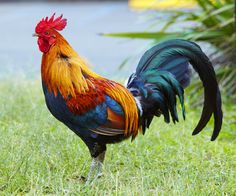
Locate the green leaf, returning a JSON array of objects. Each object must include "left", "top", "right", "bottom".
[
  {"left": 103, "top": 31, "right": 225, "bottom": 42},
  {"left": 196, "top": 4, "right": 234, "bottom": 24},
  {"left": 182, "top": 31, "right": 226, "bottom": 41},
  {"left": 102, "top": 32, "right": 181, "bottom": 40}
]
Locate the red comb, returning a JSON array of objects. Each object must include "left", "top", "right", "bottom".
[{"left": 35, "top": 13, "right": 67, "bottom": 34}]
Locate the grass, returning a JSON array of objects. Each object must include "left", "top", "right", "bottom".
[{"left": 0, "top": 79, "right": 235, "bottom": 195}]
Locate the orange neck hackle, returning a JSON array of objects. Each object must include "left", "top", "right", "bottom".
[{"left": 41, "top": 31, "right": 102, "bottom": 98}]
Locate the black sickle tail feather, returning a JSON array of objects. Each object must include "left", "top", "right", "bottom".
[{"left": 127, "top": 39, "right": 223, "bottom": 140}]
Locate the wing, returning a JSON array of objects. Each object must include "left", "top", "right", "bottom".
[
  {"left": 67, "top": 94, "right": 126, "bottom": 136},
  {"left": 89, "top": 96, "right": 126, "bottom": 136},
  {"left": 65, "top": 79, "right": 140, "bottom": 138}
]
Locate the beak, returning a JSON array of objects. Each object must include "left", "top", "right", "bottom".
[{"left": 32, "top": 33, "right": 39, "bottom": 37}]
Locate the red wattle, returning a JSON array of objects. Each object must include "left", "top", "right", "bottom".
[{"left": 38, "top": 37, "right": 50, "bottom": 53}]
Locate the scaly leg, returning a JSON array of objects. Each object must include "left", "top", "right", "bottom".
[{"left": 86, "top": 151, "right": 106, "bottom": 183}]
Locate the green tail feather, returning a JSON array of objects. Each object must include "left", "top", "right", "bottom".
[{"left": 128, "top": 39, "right": 222, "bottom": 140}]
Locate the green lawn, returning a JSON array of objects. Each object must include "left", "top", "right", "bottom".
[{"left": 0, "top": 80, "right": 235, "bottom": 195}]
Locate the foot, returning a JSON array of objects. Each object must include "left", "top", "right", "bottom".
[{"left": 86, "top": 151, "right": 106, "bottom": 183}]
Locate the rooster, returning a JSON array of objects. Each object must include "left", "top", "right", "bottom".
[{"left": 34, "top": 14, "right": 222, "bottom": 181}]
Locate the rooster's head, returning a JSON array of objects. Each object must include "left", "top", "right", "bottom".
[{"left": 34, "top": 13, "right": 67, "bottom": 53}]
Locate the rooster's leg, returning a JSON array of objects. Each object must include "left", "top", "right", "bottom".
[{"left": 87, "top": 150, "right": 106, "bottom": 182}]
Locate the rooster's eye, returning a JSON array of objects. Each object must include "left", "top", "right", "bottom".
[{"left": 44, "top": 31, "right": 49, "bottom": 35}]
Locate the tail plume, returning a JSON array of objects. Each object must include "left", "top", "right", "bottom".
[{"left": 127, "top": 39, "right": 222, "bottom": 140}]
